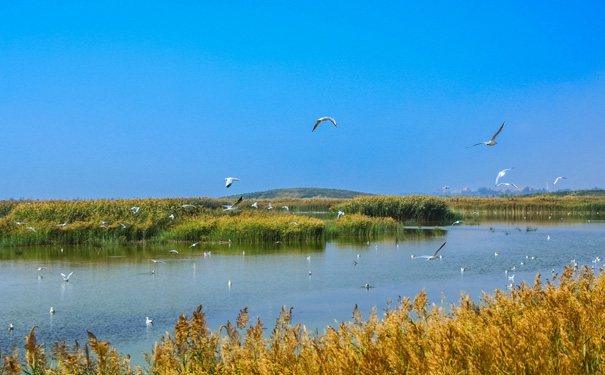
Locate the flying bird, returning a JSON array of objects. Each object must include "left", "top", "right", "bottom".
[
  {"left": 168, "top": 214, "right": 175, "bottom": 220},
  {"left": 468, "top": 122, "right": 505, "bottom": 147},
  {"left": 224, "top": 177, "right": 240, "bottom": 188},
  {"left": 268, "top": 202, "right": 273, "bottom": 209},
  {"left": 223, "top": 196, "right": 243, "bottom": 211},
  {"left": 337, "top": 211, "right": 345, "bottom": 221},
  {"left": 312, "top": 117, "right": 337, "bottom": 132},
  {"left": 57, "top": 221, "right": 68, "bottom": 227},
  {"left": 442, "top": 186, "right": 450, "bottom": 190},
  {"left": 181, "top": 204, "right": 196, "bottom": 208},
  {"left": 451, "top": 220, "right": 464, "bottom": 226},
  {"left": 26, "top": 226, "right": 36, "bottom": 232},
  {"left": 130, "top": 206, "right": 140, "bottom": 214},
  {"left": 282, "top": 206, "right": 289, "bottom": 211},
  {"left": 14, "top": 221, "right": 27, "bottom": 225},
  {"left": 495, "top": 167, "right": 515, "bottom": 186},
  {"left": 119, "top": 223, "right": 127, "bottom": 228},
  {"left": 414, "top": 241, "right": 447, "bottom": 260},
  {"left": 251, "top": 202, "right": 258, "bottom": 208},
  {"left": 60, "top": 272, "right": 73, "bottom": 282},
  {"left": 151, "top": 259, "right": 166, "bottom": 264},
  {"left": 554, "top": 176, "right": 567, "bottom": 184},
  {"left": 497, "top": 182, "right": 520, "bottom": 190},
  {"left": 169, "top": 250, "right": 179, "bottom": 254},
  {"left": 189, "top": 242, "right": 200, "bottom": 247}
]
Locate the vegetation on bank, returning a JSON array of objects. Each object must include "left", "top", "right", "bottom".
[{"left": 3, "top": 266, "right": 605, "bottom": 374}]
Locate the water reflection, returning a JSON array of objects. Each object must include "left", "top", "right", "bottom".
[{"left": 0, "top": 222, "right": 603, "bottom": 367}]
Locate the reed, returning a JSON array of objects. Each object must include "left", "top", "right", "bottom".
[
  {"left": 5, "top": 266, "right": 605, "bottom": 374},
  {"left": 324, "top": 213, "right": 401, "bottom": 238}
]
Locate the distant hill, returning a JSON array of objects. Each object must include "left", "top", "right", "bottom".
[
  {"left": 524, "top": 189, "right": 605, "bottom": 198},
  {"left": 222, "top": 187, "right": 373, "bottom": 200}
]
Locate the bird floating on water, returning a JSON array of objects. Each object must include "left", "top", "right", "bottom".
[
  {"left": 495, "top": 167, "right": 514, "bottom": 186},
  {"left": 312, "top": 117, "right": 337, "bottom": 132},
  {"left": 37, "top": 267, "right": 46, "bottom": 271},
  {"left": 414, "top": 241, "right": 447, "bottom": 260},
  {"left": 50, "top": 307, "right": 55, "bottom": 314},
  {"left": 61, "top": 272, "right": 73, "bottom": 282},
  {"left": 8, "top": 323, "right": 13, "bottom": 332},
  {"left": 146, "top": 317, "right": 153, "bottom": 325},
  {"left": 224, "top": 177, "right": 240, "bottom": 188},
  {"left": 468, "top": 122, "right": 505, "bottom": 147}
]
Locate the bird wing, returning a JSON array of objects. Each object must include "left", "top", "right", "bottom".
[
  {"left": 326, "top": 117, "right": 337, "bottom": 127},
  {"left": 432, "top": 241, "right": 447, "bottom": 257},
  {"left": 490, "top": 122, "right": 505, "bottom": 142},
  {"left": 60, "top": 273, "right": 66, "bottom": 279},
  {"left": 67, "top": 272, "right": 73, "bottom": 279},
  {"left": 467, "top": 142, "right": 484, "bottom": 148},
  {"left": 312, "top": 120, "right": 321, "bottom": 132},
  {"left": 233, "top": 196, "right": 243, "bottom": 207}
]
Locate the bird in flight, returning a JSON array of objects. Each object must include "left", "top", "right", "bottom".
[
  {"left": 282, "top": 206, "right": 289, "bottom": 211},
  {"left": 57, "top": 221, "right": 68, "bottom": 227},
  {"left": 414, "top": 241, "right": 447, "bottom": 260},
  {"left": 169, "top": 250, "right": 179, "bottom": 254},
  {"left": 181, "top": 204, "right": 196, "bottom": 208},
  {"left": 312, "top": 117, "right": 337, "bottom": 132},
  {"left": 442, "top": 186, "right": 450, "bottom": 190},
  {"left": 554, "top": 176, "right": 567, "bottom": 184},
  {"left": 223, "top": 196, "right": 243, "bottom": 211},
  {"left": 497, "top": 182, "right": 520, "bottom": 190},
  {"left": 337, "top": 211, "right": 345, "bottom": 221},
  {"left": 130, "top": 206, "right": 140, "bottom": 214},
  {"left": 495, "top": 167, "right": 514, "bottom": 186},
  {"left": 27, "top": 226, "right": 36, "bottom": 232},
  {"left": 151, "top": 259, "right": 165, "bottom": 264},
  {"left": 468, "top": 122, "right": 505, "bottom": 147},
  {"left": 251, "top": 202, "right": 258, "bottom": 208},
  {"left": 224, "top": 177, "right": 240, "bottom": 188},
  {"left": 451, "top": 220, "right": 464, "bottom": 226},
  {"left": 268, "top": 202, "right": 273, "bottom": 209},
  {"left": 168, "top": 214, "right": 175, "bottom": 220},
  {"left": 189, "top": 242, "right": 200, "bottom": 247},
  {"left": 61, "top": 272, "right": 73, "bottom": 282}
]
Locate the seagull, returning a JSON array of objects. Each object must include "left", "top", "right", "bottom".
[
  {"left": 282, "top": 206, "right": 289, "bottom": 211},
  {"left": 306, "top": 256, "right": 311, "bottom": 261},
  {"left": 169, "top": 250, "right": 179, "bottom": 254},
  {"left": 168, "top": 214, "right": 175, "bottom": 220},
  {"left": 37, "top": 267, "right": 46, "bottom": 271},
  {"left": 442, "top": 186, "right": 450, "bottom": 190},
  {"left": 228, "top": 280, "right": 232, "bottom": 287},
  {"left": 50, "top": 307, "right": 55, "bottom": 314},
  {"left": 547, "top": 235, "right": 551, "bottom": 241},
  {"left": 337, "top": 211, "right": 345, "bottom": 221},
  {"left": 14, "top": 221, "right": 27, "bottom": 225},
  {"left": 497, "top": 182, "right": 519, "bottom": 190},
  {"left": 151, "top": 259, "right": 166, "bottom": 264},
  {"left": 308, "top": 271, "right": 312, "bottom": 276},
  {"left": 460, "top": 267, "right": 468, "bottom": 273},
  {"left": 290, "top": 222, "right": 298, "bottom": 225},
  {"left": 468, "top": 122, "right": 505, "bottom": 147},
  {"left": 119, "top": 223, "right": 127, "bottom": 228},
  {"left": 57, "top": 221, "right": 68, "bottom": 227},
  {"left": 146, "top": 317, "right": 153, "bottom": 325},
  {"left": 130, "top": 206, "right": 140, "bottom": 214},
  {"left": 274, "top": 241, "right": 282, "bottom": 244},
  {"left": 60, "top": 272, "right": 73, "bottom": 282},
  {"left": 251, "top": 202, "right": 258, "bottom": 208},
  {"left": 268, "top": 202, "right": 273, "bottom": 209},
  {"left": 495, "top": 167, "right": 514, "bottom": 186},
  {"left": 181, "top": 204, "right": 196, "bottom": 208},
  {"left": 189, "top": 242, "right": 200, "bottom": 248},
  {"left": 312, "top": 117, "right": 337, "bottom": 132},
  {"left": 26, "top": 226, "right": 36, "bottom": 232},
  {"left": 494, "top": 252, "right": 499, "bottom": 257},
  {"left": 8, "top": 323, "right": 13, "bottom": 332},
  {"left": 364, "top": 283, "right": 370, "bottom": 289},
  {"left": 414, "top": 241, "right": 447, "bottom": 260},
  {"left": 451, "top": 220, "right": 464, "bottom": 226},
  {"left": 224, "top": 177, "right": 240, "bottom": 188},
  {"left": 100, "top": 224, "right": 107, "bottom": 229},
  {"left": 554, "top": 176, "right": 567, "bottom": 185},
  {"left": 223, "top": 196, "right": 243, "bottom": 211}
]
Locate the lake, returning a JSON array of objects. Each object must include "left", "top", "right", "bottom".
[{"left": 1, "top": 220, "right": 604, "bottom": 367}]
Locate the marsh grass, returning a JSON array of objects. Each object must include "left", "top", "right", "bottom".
[{"left": 4, "top": 266, "right": 605, "bottom": 374}]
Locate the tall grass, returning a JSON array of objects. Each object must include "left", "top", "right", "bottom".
[
  {"left": 4, "top": 266, "right": 605, "bottom": 374},
  {"left": 334, "top": 195, "right": 459, "bottom": 225}
]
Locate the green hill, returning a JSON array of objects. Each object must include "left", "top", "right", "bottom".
[{"left": 221, "top": 187, "right": 373, "bottom": 200}]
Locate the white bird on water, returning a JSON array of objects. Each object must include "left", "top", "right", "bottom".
[
  {"left": 50, "top": 307, "right": 55, "bottom": 314},
  {"left": 468, "top": 122, "right": 505, "bottom": 147},
  {"left": 495, "top": 167, "right": 514, "bottom": 186},
  {"left": 554, "top": 176, "right": 567, "bottom": 185},
  {"left": 8, "top": 323, "right": 13, "bottom": 332},
  {"left": 146, "top": 317, "right": 153, "bottom": 325},
  {"left": 312, "top": 117, "right": 337, "bottom": 132},
  {"left": 224, "top": 177, "right": 240, "bottom": 188},
  {"left": 61, "top": 272, "right": 73, "bottom": 282},
  {"left": 414, "top": 241, "right": 447, "bottom": 261},
  {"left": 337, "top": 211, "right": 345, "bottom": 221}
]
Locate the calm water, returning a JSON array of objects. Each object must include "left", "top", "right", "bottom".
[{"left": 1, "top": 221, "right": 604, "bottom": 367}]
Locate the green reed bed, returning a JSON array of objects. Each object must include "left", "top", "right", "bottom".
[
  {"left": 446, "top": 196, "right": 605, "bottom": 216},
  {"left": 324, "top": 213, "right": 402, "bottom": 238},
  {"left": 4, "top": 266, "right": 605, "bottom": 375}
]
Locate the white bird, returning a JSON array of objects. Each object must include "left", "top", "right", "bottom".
[
  {"left": 100, "top": 220, "right": 107, "bottom": 224},
  {"left": 508, "top": 274, "right": 515, "bottom": 282},
  {"left": 8, "top": 323, "right": 13, "bottom": 332},
  {"left": 306, "top": 256, "right": 311, "bottom": 261},
  {"left": 290, "top": 222, "right": 298, "bottom": 225},
  {"left": 181, "top": 204, "right": 196, "bottom": 208},
  {"left": 308, "top": 271, "right": 312, "bottom": 276},
  {"left": 57, "top": 221, "right": 68, "bottom": 227},
  {"left": 14, "top": 221, "right": 27, "bottom": 225},
  {"left": 189, "top": 242, "right": 200, "bottom": 247},
  {"left": 222, "top": 196, "right": 243, "bottom": 211},
  {"left": 146, "top": 317, "right": 153, "bottom": 325},
  {"left": 460, "top": 267, "right": 467, "bottom": 273},
  {"left": 37, "top": 267, "right": 46, "bottom": 271},
  {"left": 468, "top": 122, "right": 505, "bottom": 147},
  {"left": 268, "top": 202, "right": 273, "bottom": 209},
  {"left": 168, "top": 214, "right": 175, "bottom": 220},
  {"left": 337, "top": 211, "right": 345, "bottom": 221},
  {"left": 151, "top": 259, "right": 165, "bottom": 264},
  {"left": 312, "top": 117, "right": 337, "bottom": 132},
  {"left": 414, "top": 241, "right": 447, "bottom": 261},
  {"left": 451, "top": 220, "right": 464, "bottom": 226},
  {"left": 169, "top": 250, "right": 179, "bottom": 254},
  {"left": 130, "top": 206, "right": 140, "bottom": 214},
  {"left": 497, "top": 182, "right": 519, "bottom": 190},
  {"left": 494, "top": 252, "right": 499, "bottom": 257},
  {"left": 251, "top": 202, "right": 258, "bottom": 208},
  {"left": 547, "top": 235, "right": 551, "bottom": 241},
  {"left": 50, "top": 307, "right": 55, "bottom": 314},
  {"left": 364, "top": 283, "right": 370, "bottom": 289},
  {"left": 495, "top": 167, "right": 514, "bottom": 186},
  {"left": 442, "top": 186, "right": 450, "bottom": 190},
  {"left": 60, "top": 272, "right": 73, "bottom": 282},
  {"left": 100, "top": 225, "right": 107, "bottom": 229},
  {"left": 120, "top": 223, "right": 127, "bottom": 228},
  {"left": 26, "top": 226, "right": 36, "bottom": 232},
  {"left": 554, "top": 176, "right": 567, "bottom": 185},
  {"left": 224, "top": 177, "right": 240, "bottom": 188},
  {"left": 282, "top": 206, "right": 289, "bottom": 211},
  {"left": 228, "top": 280, "right": 232, "bottom": 287}
]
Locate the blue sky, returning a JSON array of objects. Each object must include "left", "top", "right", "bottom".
[{"left": 2, "top": 1, "right": 604, "bottom": 199}]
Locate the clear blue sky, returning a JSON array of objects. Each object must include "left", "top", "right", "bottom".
[{"left": 2, "top": 1, "right": 604, "bottom": 200}]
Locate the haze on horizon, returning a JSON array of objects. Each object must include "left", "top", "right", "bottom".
[{"left": 1, "top": 2, "right": 604, "bottom": 200}]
